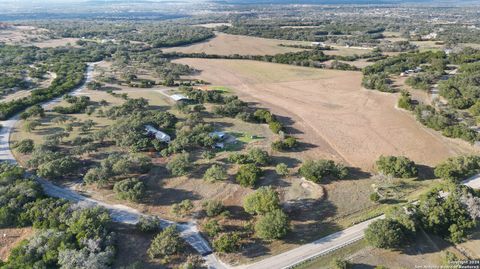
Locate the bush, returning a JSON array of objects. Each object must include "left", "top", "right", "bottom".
[
  {"left": 434, "top": 155, "right": 480, "bottom": 182},
  {"left": 13, "top": 139, "right": 34, "bottom": 154},
  {"left": 397, "top": 90, "right": 414, "bottom": 111},
  {"left": 171, "top": 199, "right": 194, "bottom": 217},
  {"left": 203, "top": 219, "right": 222, "bottom": 237},
  {"left": 236, "top": 164, "right": 262, "bottom": 187},
  {"left": 247, "top": 148, "right": 270, "bottom": 165},
  {"left": 147, "top": 226, "right": 183, "bottom": 259},
  {"left": 166, "top": 153, "right": 191, "bottom": 176},
  {"left": 376, "top": 155, "right": 418, "bottom": 178},
  {"left": 113, "top": 178, "right": 146, "bottom": 202},
  {"left": 227, "top": 152, "right": 249, "bottom": 164},
  {"left": 203, "top": 164, "right": 227, "bottom": 182},
  {"left": 268, "top": 120, "right": 283, "bottom": 134},
  {"left": 255, "top": 209, "right": 289, "bottom": 240},
  {"left": 299, "top": 159, "right": 348, "bottom": 183},
  {"left": 37, "top": 156, "right": 79, "bottom": 179},
  {"left": 271, "top": 136, "right": 298, "bottom": 151},
  {"left": 137, "top": 216, "right": 161, "bottom": 233},
  {"left": 365, "top": 219, "right": 406, "bottom": 249},
  {"left": 243, "top": 186, "right": 280, "bottom": 215},
  {"left": 275, "top": 163, "right": 289, "bottom": 176},
  {"left": 370, "top": 192, "right": 381, "bottom": 203},
  {"left": 202, "top": 200, "right": 224, "bottom": 217},
  {"left": 213, "top": 232, "right": 240, "bottom": 253},
  {"left": 332, "top": 258, "right": 352, "bottom": 269}
]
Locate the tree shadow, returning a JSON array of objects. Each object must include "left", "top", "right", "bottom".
[{"left": 416, "top": 164, "right": 436, "bottom": 180}]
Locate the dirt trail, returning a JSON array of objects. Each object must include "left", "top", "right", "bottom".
[{"left": 175, "top": 58, "right": 477, "bottom": 170}]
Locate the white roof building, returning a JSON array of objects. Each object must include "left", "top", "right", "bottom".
[
  {"left": 145, "top": 125, "right": 171, "bottom": 143},
  {"left": 170, "top": 94, "right": 190, "bottom": 102}
]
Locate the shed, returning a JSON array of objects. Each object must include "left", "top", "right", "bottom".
[
  {"left": 145, "top": 125, "right": 171, "bottom": 143},
  {"left": 170, "top": 94, "right": 190, "bottom": 102}
]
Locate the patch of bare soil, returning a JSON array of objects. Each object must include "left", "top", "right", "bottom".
[
  {"left": 174, "top": 58, "right": 477, "bottom": 171},
  {"left": 0, "top": 227, "right": 34, "bottom": 261}
]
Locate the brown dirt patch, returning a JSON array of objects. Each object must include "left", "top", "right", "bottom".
[
  {"left": 174, "top": 58, "right": 477, "bottom": 171},
  {"left": 163, "top": 32, "right": 309, "bottom": 56},
  {"left": 0, "top": 227, "right": 34, "bottom": 261}
]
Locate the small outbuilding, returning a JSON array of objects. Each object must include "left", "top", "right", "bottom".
[
  {"left": 170, "top": 94, "right": 190, "bottom": 102},
  {"left": 145, "top": 125, "right": 171, "bottom": 143}
]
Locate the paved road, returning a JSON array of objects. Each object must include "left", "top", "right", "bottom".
[{"left": 0, "top": 63, "right": 222, "bottom": 268}]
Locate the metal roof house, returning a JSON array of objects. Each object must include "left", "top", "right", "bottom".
[
  {"left": 145, "top": 125, "right": 171, "bottom": 143},
  {"left": 170, "top": 94, "right": 190, "bottom": 102}
]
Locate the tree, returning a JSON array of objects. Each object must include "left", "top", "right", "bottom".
[
  {"left": 236, "top": 164, "right": 262, "bottom": 187},
  {"left": 147, "top": 226, "right": 183, "bottom": 259},
  {"left": 434, "top": 155, "right": 480, "bottom": 182},
  {"left": 13, "top": 139, "right": 34, "bottom": 154},
  {"left": 376, "top": 155, "right": 418, "bottom": 178},
  {"left": 137, "top": 216, "right": 161, "bottom": 233},
  {"left": 255, "top": 209, "right": 289, "bottom": 240},
  {"left": 275, "top": 163, "right": 289, "bottom": 176},
  {"left": 171, "top": 199, "right": 194, "bottom": 217},
  {"left": 213, "top": 232, "right": 240, "bottom": 253},
  {"left": 247, "top": 148, "right": 270, "bottom": 166},
  {"left": 364, "top": 219, "right": 406, "bottom": 249},
  {"left": 243, "top": 186, "right": 280, "bottom": 215},
  {"left": 203, "top": 219, "right": 222, "bottom": 237},
  {"left": 202, "top": 200, "right": 224, "bottom": 217},
  {"left": 299, "top": 159, "right": 348, "bottom": 183},
  {"left": 370, "top": 192, "right": 381, "bottom": 203},
  {"left": 113, "top": 178, "right": 146, "bottom": 202},
  {"left": 166, "top": 153, "right": 191, "bottom": 176},
  {"left": 332, "top": 259, "right": 352, "bottom": 269},
  {"left": 203, "top": 164, "right": 227, "bottom": 182}
]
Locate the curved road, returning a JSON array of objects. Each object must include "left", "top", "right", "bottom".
[
  {"left": 1, "top": 63, "right": 479, "bottom": 269},
  {"left": 0, "top": 63, "right": 225, "bottom": 269}
]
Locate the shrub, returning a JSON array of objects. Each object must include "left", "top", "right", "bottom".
[
  {"left": 275, "top": 163, "right": 289, "bottom": 176},
  {"left": 247, "top": 148, "right": 270, "bottom": 165},
  {"left": 203, "top": 164, "right": 227, "bottom": 182},
  {"left": 376, "top": 155, "right": 418, "bottom": 178},
  {"left": 434, "top": 155, "right": 480, "bottom": 182},
  {"left": 203, "top": 219, "right": 222, "bottom": 237},
  {"left": 370, "top": 192, "right": 381, "bottom": 203},
  {"left": 166, "top": 153, "right": 191, "bottom": 176},
  {"left": 299, "top": 159, "right": 348, "bottom": 183},
  {"left": 271, "top": 136, "right": 298, "bottom": 151},
  {"left": 202, "top": 200, "right": 224, "bottom": 217},
  {"left": 147, "top": 226, "right": 183, "bottom": 259},
  {"left": 137, "top": 216, "right": 161, "bottom": 233},
  {"left": 13, "top": 139, "right": 34, "bottom": 154},
  {"left": 268, "top": 120, "right": 283, "bottom": 134},
  {"left": 332, "top": 258, "right": 352, "bottom": 269},
  {"left": 365, "top": 219, "right": 406, "bottom": 249},
  {"left": 255, "top": 209, "right": 289, "bottom": 240},
  {"left": 171, "top": 199, "right": 194, "bottom": 217},
  {"left": 37, "top": 156, "right": 79, "bottom": 179},
  {"left": 227, "top": 152, "right": 249, "bottom": 164},
  {"left": 397, "top": 90, "right": 414, "bottom": 111},
  {"left": 213, "top": 232, "right": 240, "bottom": 253},
  {"left": 236, "top": 164, "right": 262, "bottom": 187},
  {"left": 243, "top": 186, "right": 280, "bottom": 215},
  {"left": 113, "top": 178, "right": 146, "bottom": 202}
]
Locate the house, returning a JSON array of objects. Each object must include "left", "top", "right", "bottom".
[
  {"left": 145, "top": 125, "right": 171, "bottom": 143},
  {"left": 209, "top": 131, "right": 227, "bottom": 140},
  {"left": 170, "top": 94, "right": 190, "bottom": 102}
]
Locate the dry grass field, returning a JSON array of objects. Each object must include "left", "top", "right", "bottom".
[
  {"left": 0, "top": 25, "right": 78, "bottom": 48},
  {"left": 174, "top": 58, "right": 477, "bottom": 171},
  {"left": 163, "top": 32, "right": 309, "bottom": 56},
  {"left": 323, "top": 45, "right": 373, "bottom": 57}
]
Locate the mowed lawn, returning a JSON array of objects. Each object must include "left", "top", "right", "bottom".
[{"left": 163, "top": 32, "right": 310, "bottom": 56}]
